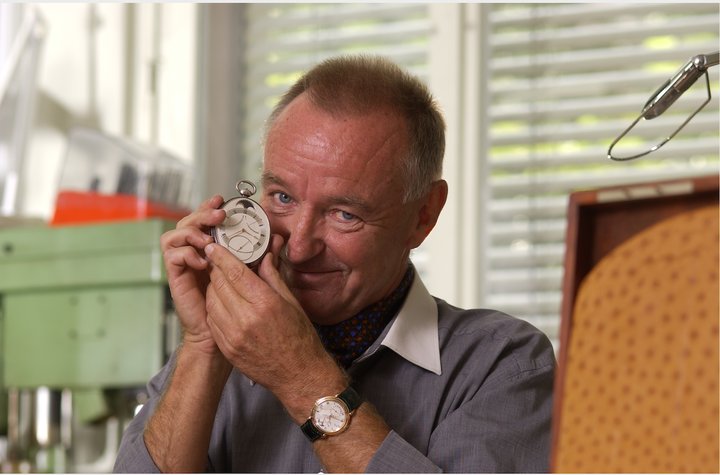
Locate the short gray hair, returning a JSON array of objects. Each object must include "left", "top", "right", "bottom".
[{"left": 264, "top": 55, "right": 445, "bottom": 202}]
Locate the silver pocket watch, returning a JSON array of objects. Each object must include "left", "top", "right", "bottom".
[{"left": 211, "top": 180, "right": 271, "bottom": 267}]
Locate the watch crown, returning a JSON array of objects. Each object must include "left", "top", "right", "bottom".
[{"left": 236, "top": 180, "right": 257, "bottom": 198}]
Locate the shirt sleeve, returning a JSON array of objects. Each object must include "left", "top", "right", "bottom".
[
  {"left": 113, "top": 357, "right": 174, "bottom": 473},
  {"left": 366, "top": 330, "right": 556, "bottom": 473}
]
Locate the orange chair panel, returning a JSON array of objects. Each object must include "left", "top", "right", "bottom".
[{"left": 554, "top": 205, "right": 719, "bottom": 473}]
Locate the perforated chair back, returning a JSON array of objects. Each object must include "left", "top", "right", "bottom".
[{"left": 553, "top": 205, "right": 719, "bottom": 472}]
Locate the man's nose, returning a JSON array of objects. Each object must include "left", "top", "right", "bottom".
[{"left": 284, "top": 212, "right": 325, "bottom": 263}]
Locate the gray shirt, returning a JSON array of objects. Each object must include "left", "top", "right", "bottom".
[{"left": 114, "top": 275, "right": 555, "bottom": 473}]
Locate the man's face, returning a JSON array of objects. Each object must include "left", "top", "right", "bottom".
[{"left": 260, "top": 93, "right": 427, "bottom": 325}]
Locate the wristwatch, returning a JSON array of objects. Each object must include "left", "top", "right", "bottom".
[{"left": 300, "top": 386, "right": 363, "bottom": 442}]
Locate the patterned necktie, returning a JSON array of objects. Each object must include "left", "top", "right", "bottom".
[{"left": 314, "top": 264, "right": 415, "bottom": 368}]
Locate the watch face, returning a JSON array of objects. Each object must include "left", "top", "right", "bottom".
[
  {"left": 312, "top": 397, "right": 350, "bottom": 435},
  {"left": 212, "top": 197, "right": 270, "bottom": 266}
]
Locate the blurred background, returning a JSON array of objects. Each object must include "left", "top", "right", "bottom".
[{"left": 0, "top": 3, "right": 717, "bottom": 472}]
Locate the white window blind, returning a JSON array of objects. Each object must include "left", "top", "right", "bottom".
[
  {"left": 483, "top": 3, "right": 720, "bottom": 347},
  {"left": 240, "top": 3, "right": 432, "bottom": 181}
]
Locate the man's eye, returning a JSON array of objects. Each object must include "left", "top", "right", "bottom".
[
  {"left": 275, "top": 192, "right": 292, "bottom": 204},
  {"left": 337, "top": 210, "right": 357, "bottom": 222}
]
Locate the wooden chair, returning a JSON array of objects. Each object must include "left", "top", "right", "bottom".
[{"left": 551, "top": 175, "right": 719, "bottom": 472}]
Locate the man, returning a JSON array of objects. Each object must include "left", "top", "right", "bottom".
[{"left": 114, "top": 55, "right": 555, "bottom": 473}]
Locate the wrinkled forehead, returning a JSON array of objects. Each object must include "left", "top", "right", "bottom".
[{"left": 264, "top": 94, "right": 410, "bottom": 184}]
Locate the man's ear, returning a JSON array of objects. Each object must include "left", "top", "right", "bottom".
[{"left": 408, "top": 180, "right": 448, "bottom": 249}]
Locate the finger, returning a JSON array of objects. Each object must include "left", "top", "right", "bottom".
[
  {"left": 256, "top": 235, "right": 301, "bottom": 310},
  {"left": 161, "top": 226, "right": 215, "bottom": 252},
  {"left": 176, "top": 194, "right": 224, "bottom": 228},
  {"left": 205, "top": 281, "right": 237, "bottom": 330},
  {"left": 205, "top": 284, "right": 241, "bottom": 357},
  {"left": 258, "top": 252, "right": 297, "bottom": 304},
  {"left": 268, "top": 234, "right": 285, "bottom": 266},
  {"left": 176, "top": 194, "right": 226, "bottom": 230},
  {"left": 205, "top": 243, "right": 265, "bottom": 302},
  {"left": 205, "top": 314, "right": 231, "bottom": 360},
  {"left": 177, "top": 207, "right": 227, "bottom": 231},
  {"left": 206, "top": 278, "right": 259, "bottom": 357},
  {"left": 163, "top": 246, "right": 209, "bottom": 273},
  {"left": 199, "top": 194, "right": 225, "bottom": 211}
]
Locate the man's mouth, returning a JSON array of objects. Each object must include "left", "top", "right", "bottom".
[{"left": 282, "top": 265, "right": 342, "bottom": 289}]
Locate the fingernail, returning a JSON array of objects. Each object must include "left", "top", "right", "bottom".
[{"left": 205, "top": 243, "right": 216, "bottom": 255}]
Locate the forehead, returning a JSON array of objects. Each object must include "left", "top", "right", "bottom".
[{"left": 263, "top": 94, "right": 409, "bottom": 196}]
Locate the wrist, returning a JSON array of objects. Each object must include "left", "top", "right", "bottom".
[
  {"left": 278, "top": 359, "right": 349, "bottom": 424},
  {"left": 300, "top": 386, "right": 363, "bottom": 442},
  {"left": 177, "top": 340, "right": 232, "bottom": 379}
]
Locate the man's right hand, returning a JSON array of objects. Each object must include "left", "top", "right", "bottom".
[{"left": 160, "top": 195, "right": 227, "bottom": 354}]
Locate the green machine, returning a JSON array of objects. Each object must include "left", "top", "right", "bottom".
[
  {"left": 1, "top": 295, "right": 6, "bottom": 441},
  {"left": 0, "top": 219, "right": 178, "bottom": 472}
]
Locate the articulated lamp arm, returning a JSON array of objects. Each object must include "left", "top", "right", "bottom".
[{"left": 608, "top": 51, "right": 719, "bottom": 161}]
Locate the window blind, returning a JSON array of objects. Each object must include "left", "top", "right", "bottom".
[
  {"left": 240, "top": 4, "right": 432, "bottom": 181},
  {"left": 483, "top": 3, "right": 720, "bottom": 347}
]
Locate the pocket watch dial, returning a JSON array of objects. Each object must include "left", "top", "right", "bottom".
[{"left": 212, "top": 196, "right": 270, "bottom": 266}]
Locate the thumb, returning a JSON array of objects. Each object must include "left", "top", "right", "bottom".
[
  {"left": 258, "top": 252, "right": 298, "bottom": 305},
  {"left": 268, "top": 233, "right": 285, "bottom": 266}
]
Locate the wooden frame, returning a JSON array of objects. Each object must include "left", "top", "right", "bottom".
[{"left": 550, "top": 173, "right": 720, "bottom": 470}]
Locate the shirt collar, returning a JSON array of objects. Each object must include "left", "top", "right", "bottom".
[{"left": 379, "top": 273, "right": 442, "bottom": 375}]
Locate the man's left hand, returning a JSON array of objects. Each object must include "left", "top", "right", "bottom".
[{"left": 203, "top": 238, "right": 347, "bottom": 422}]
